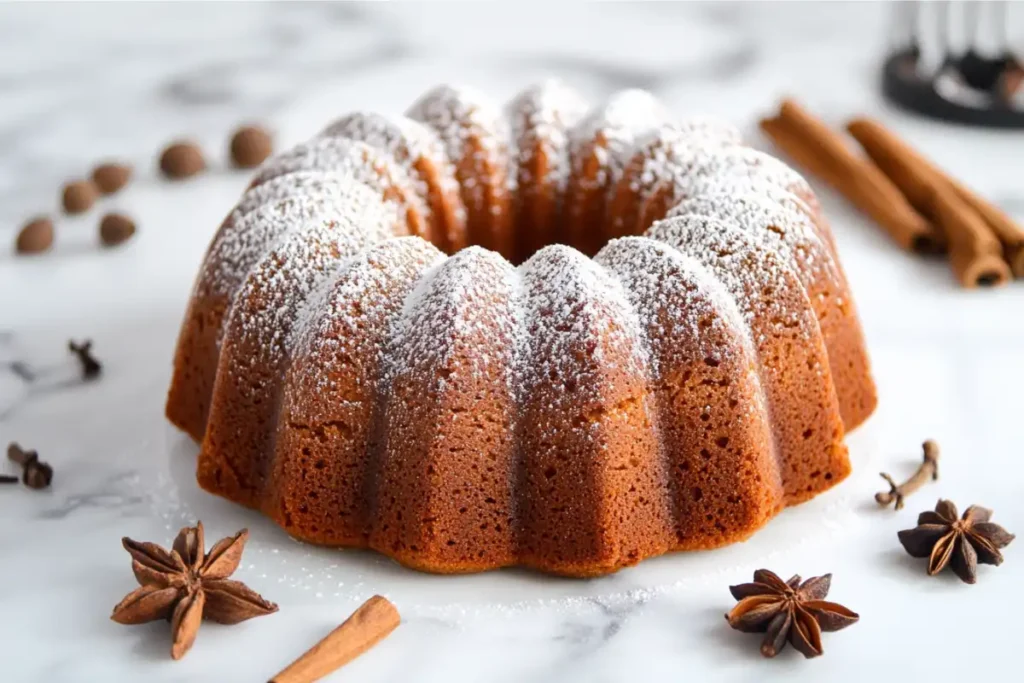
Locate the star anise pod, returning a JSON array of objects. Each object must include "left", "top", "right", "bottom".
[
  {"left": 725, "top": 569, "right": 859, "bottom": 658},
  {"left": 898, "top": 499, "right": 1015, "bottom": 584},
  {"left": 110, "top": 522, "right": 278, "bottom": 659}
]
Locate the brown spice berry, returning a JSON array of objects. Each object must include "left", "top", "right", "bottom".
[
  {"left": 99, "top": 213, "right": 136, "bottom": 247},
  {"left": 16, "top": 217, "right": 55, "bottom": 254},
  {"left": 159, "top": 141, "right": 206, "bottom": 180},
  {"left": 91, "top": 162, "right": 133, "bottom": 195},
  {"left": 229, "top": 125, "right": 273, "bottom": 169},
  {"left": 62, "top": 180, "right": 99, "bottom": 214}
]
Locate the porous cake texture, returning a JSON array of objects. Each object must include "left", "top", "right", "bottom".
[{"left": 167, "top": 81, "right": 877, "bottom": 577}]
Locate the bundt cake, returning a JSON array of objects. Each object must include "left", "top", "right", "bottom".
[{"left": 166, "top": 80, "right": 877, "bottom": 577}]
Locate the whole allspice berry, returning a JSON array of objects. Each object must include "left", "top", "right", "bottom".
[
  {"left": 99, "top": 213, "right": 136, "bottom": 247},
  {"left": 16, "top": 217, "right": 55, "bottom": 254},
  {"left": 91, "top": 162, "right": 133, "bottom": 195},
  {"left": 62, "top": 180, "right": 99, "bottom": 214},
  {"left": 159, "top": 141, "right": 206, "bottom": 180},
  {"left": 229, "top": 124, "right": 273, "bottom": 169}
]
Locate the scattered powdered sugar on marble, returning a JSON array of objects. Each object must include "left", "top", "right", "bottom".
[
  {"left": 569, "top": 89, "right": 669, "bottom": 190},
  {"left": 506, "top": 79, "right": 589, "bottom": 191}
]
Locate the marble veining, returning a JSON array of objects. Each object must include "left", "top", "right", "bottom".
[{"left": 2, "top": 2, "right": 1024, "bottom": 682}]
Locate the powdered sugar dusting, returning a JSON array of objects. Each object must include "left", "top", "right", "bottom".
[
  {"left": 506, "top": 80, "right": 589, "bottom": 191},
  {"left": 569, "top": 89, "right": 669, "bottom": 190},
  {"left": 645, "top": 214, "right": 807, "bottom": 339},
  {"left": 668, "top": 186, "right": 841, "bottom": 292},
  {"left": 249, "top": 136, "right": 419, "bottom": 211},
  {"left": 226, "top": 170, "right": 341, "bottom": 225},
  {"left": 517, "top": 245, "right": 648, "bottom": 413},
  {"left": 321, "top": 112, "right": 457, "bottom": 223},
  {"left": 383, "top": 246, "right": 520, "bottom": 396},
  {"left": 227, "top": 182, "right": 397, "bottom": 362},
  {"left": 595, "top": 236, "right": 755, "bottom": 377},
  {"left": 628, "top": 120, "right": 743, "bottom": 196},
  {"left": 290, "top": 237, "right": 446, "bottom": 401},
  {"left": 201, "top": 173, "right": 391, "bottom": 303},
  {"left": 659, "top": 144, "right": 818, "bottom": 215},
  {"left": 407, "top": 84, "right": 513, "bottom": 198}
]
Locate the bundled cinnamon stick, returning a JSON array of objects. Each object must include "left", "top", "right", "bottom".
[
  {"left": 760, "top": 100, "right": 943, "bottom": 253},
  {"left": 848, "top": 117, "right": 1024, "bottom": 278}
]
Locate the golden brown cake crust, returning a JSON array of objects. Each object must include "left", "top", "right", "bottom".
[{"left": 167, "top": 82, "right": 877, "bottom": 577}]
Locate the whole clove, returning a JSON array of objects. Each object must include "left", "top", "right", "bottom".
[
  {"left": 0, "top": 475, "right": 19, "bottom": 485},
  {"left": 68, "top": 339, "right": 102, "bottom": 380},
  {"left": 7, "top": 443, "right": 54, "bottom": 490},
  {"left": 875, "top": 439, "right": 940, "bottom": 510}
]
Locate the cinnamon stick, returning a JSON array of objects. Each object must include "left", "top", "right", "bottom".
[
  {"left": 929, "top": 187, "right": 1011, "bottom": 287},
  {"left": 269, "top": 596, "right": 400, "bottom": 683},
  {"left": 760, "top": 101, "right": 942, "bottom": 253},
  {"left": 848, "top": 117, "right": 1024, "bottom": 277}
]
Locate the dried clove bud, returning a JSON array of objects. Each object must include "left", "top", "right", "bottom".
[
  {"left": 0, "top": 475, "right": 19, "bottom": 485},
  {"left": 876, "top": 440, "right": 940, "bottom": 510},
  {"left": 68, "top": 339, "right": 102, "bottom": 379},
  {"left": 7, "top": 443, "right": 53, "bottom": 490}
]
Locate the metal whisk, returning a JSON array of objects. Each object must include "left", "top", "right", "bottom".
[{"left": 883, "top": 1, "right": 1024, "bottom": 128}]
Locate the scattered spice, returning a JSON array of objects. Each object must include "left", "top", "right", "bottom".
[
  {"left": 15, "top": 216, "right": 54, "bottom": 254},
  {"left": 111, "top": 522, "right": 277, "bottom": 660},
  {"left": 91, "top": 162, "right": 133, "bottom": 195},
  {"left": 99, "top": 213, "right": 137, "bottom": 246},
  {"left": 62, "top": 179, "right": 99, "bottom": 214},
  {"left": 159, "top": 141, "right": 206, "bottom": 180},
  {"left": 0, "top": 475, "right": 19, "bottom": 485},
  {"left": 7, "top": 443, "right": 54, "bottom": 490},
  {"left": 68, "top": 339, "right": 102, "bottom": 379},
  {"left": 269, "top": 595, "right": 400, "bottom": 683},
  {"left": 898, "top": 499, "right": 1015, "bottom": 584},
  {"left": 230, "top": 124, "right": 273, "bottom": 169},
  {"left": 726, "top": 569, "right": 858, "bottom": 659},
  {"left": 876, "top": 439, "right": 940, "bottom": 510}
]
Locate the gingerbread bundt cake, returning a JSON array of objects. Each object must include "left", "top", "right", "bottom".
[{"left": 166, "top": 81, "right": 877, "bottom": 577}]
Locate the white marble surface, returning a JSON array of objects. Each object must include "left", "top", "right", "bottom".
[{"left": 2, "top": 2, "right": 1023, "bottom": 681}]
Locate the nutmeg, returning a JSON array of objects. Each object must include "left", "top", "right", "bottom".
[
  {"left": 99, "top": 213, "right": 136, "bottom": 246},
  {"left": 91, "top": 162, "right": 133, "bottom": 195},
  {"left": 16, "top": 217, "right": 55, "bottom": 254},
  {"left": 62, "top": 180, "right": 99, "bottom": 214},
  {"left": 229, "top": 125, "right": 273, "bottom": 169},
  {"left": 159, "top": 141, "right": 206, "bottom": 180}
]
